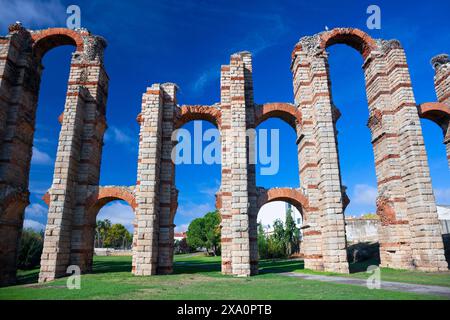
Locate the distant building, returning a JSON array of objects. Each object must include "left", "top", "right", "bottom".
[
  {"left": 437, "top": 205, "right": 450, "bottom": 220},
  {"left": 345, "top": 205, "right": 450, "bottom": 243},
  {"left": 174, "top": 232, "right": 187, "bottom": 241},
  {"left": 258, "top": 201, "right": 302, "bottom": 235},
  {"left": 437, "top": 205, "right": 450, "bottom": 234}
]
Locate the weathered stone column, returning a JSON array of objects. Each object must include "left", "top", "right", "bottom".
[
  {"left": 157, "top": 83, "right": 178, "bottom": 274},
  {"left": 360, "top": 41, "right": 413, "bottom": 269},
  {"left": 291, "top": 45, "right": 325, "bottom": 271},
  {"left": 432, "top": 54, "right": 450, "bottom": 105},
  {"left": 39, "top": 32, "right": 108, "bottom": 282},
  {"left": 133, "top": 84, "right": 163, "bottom": 276},
  {"left": 220, "top": 52, "right": 252, "bottom": 276},
  {"left": 241, "top": 53, "right": 259, "bottom": 275},
  {"left": 0, "top": 24, "right": 35, "bottom": 286},
  {"left": 432, "top": 54, "right": 450, "bottom": 168},
  {"left": 38, "top": 86, "right": 87, "bottom": 282},
  {"left": 292, "top": 40, "right": 349, "bottom": 273},
  {"left": 384, "top": 44, "right": 447, "bottom": 271},
  {"left": 69, "top": 37, "right": 108, "bottom": 273},
  {"left": 219, "top": 63, "right": 233, "bottom": 274}
]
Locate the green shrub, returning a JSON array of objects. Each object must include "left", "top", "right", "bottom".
[{"left": 17, "top": 228, "right": 44, "bottom": 269}]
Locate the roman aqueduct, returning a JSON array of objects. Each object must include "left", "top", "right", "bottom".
[{"left": 0, "top": 23, "right": 449, "bottom": 286}]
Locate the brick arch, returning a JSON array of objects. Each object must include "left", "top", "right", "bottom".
[
  {"left": 257, "top": 188, "right": 309, "bottom": 217},
  {"left": 31, "top": 28, "right": 84, "bottom": 59},
  {"left": 85, "top": 186, "right": 137, "bottom": 215},
  {"left": 174, "top": 105, "right": 221, "bottom": 129},
  {"left": 319, "top": 28, "right": 377, "bottom": 59},
  {"left": 254, "top": 103, "right": 302, "bottom": 129},
  {"left": 43, "top": 186, "right": 137, "bottom": 214},
  {"left": 418, "top": 102, "right": 450, "bottom": 125}
]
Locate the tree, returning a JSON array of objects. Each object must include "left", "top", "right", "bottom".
[
  {"left": 95, "top": 219, "right": 112, "bottom": 248},
  {"left": 361, "top": 213, "right": 379, "bottom": 219},
  {"left": 203, "top": 211, "right": 221, "bottom": 255},
  {"left": 284, "top": 208, "right": 301, "bottom": 255},
  {"left": 257, "top": 210, "right": 301, "bottom": 259},
  {"left": 17, "top": 228, "right": 44, "bottom": 269},
  {"left": 186, "top": 217, "right": 206, "bottom": 250},
  {"left": 103, "top": 223, "right": 132, "bottom": 249},
  {"left": 186, "top": 210, "right": 221, "bottom": 255},
  {"left": 257, "top": 222, "right": 268, "bottom": 258}
]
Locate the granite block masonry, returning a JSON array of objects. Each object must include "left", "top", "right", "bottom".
[{"left": 0, "top": 25, "right": 448, "bottom": 286}]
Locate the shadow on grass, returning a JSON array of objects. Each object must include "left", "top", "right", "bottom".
[
  {"left": 258, "top": 259, "right": 304, "bottom": 274},
  {"left": 173, "top": 259, "right": 221, "bottom": 274},
  {"left": 92, "top": 259, "right": 132, "bottom": 274},
  {"left": 172, "top": 257, "right": 305, "bottom": 275},
  {"left": 16, "top": 268, "right": 40, "bottom": 285}
]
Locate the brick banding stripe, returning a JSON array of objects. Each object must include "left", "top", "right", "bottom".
[{"left": 378, "top": 175, "right": 402, "bottom": 185}]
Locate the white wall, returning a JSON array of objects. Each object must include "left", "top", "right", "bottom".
[{"left": 437, "top": 205, "right": 450, "bottom": 220}]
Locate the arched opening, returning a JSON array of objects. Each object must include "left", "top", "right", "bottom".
[
  {"left": 253, "top": 105, "right": 300, "bottom": 189},
  {"left": 321, "top": 30, "right": 381, "bottom": 269},
  {"left": 327, "top": 44, "right": 377, "bottom": 218},
  {"left": 255, "top": 188, "right": 307, "bottom": 273},
  {"left": 22, "top": 44, "right": 74, "bottom": 238},
  {"left": 250, "top": 104, "right": 302, "bottom": 274},
  {"left": 82, "top": 187, "right": 137, "bottom": 274},
  {"left": 171, "top": 117, "right": 222, "bottom": 273}
]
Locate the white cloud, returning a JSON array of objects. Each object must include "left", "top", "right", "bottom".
[
  {"left": 25, "top": 203, "right": 47, "bottom": 217},
  {"left": 104, "top": 126, "right": 134, "bottom": 145},
  {"left": 192, "top": 69, "right": 219, "bottom": 93},
  {"left": 97, "top": 201, "right": 135, "bottom": 232},
  {"left": 175, "top": 224, "right": 189, "bottom": 233},
  {"left": 352, "top": 184, "right": 377, "bottom": 205},
  {"left": 31, "top": 147, "right": 53, "bottom": 165},
  {"left": 191, "top": 13, "right": 288, "bottom": 94},
  {"left": 200, "top": 187, "right": 218, "bottom": 197},
  {"left": 23, "top": 219, "right": 45, "bottom": 231},
  {"left": 434, "top": 188, "right": 450, "bottom": 205},
  {"left": 0, "top": 0, "right": 65, "bottom": 30},
  {"left": 177, "top": 202, "right": 215, "bottom": 218}
]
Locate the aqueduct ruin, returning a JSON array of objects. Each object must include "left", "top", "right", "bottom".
[{"left": 0, "top": 23, "right": 449, "bottom": 285}]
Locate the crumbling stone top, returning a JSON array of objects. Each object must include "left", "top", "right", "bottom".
[{"left": 431, "top": 54, "right": 450, "bottom": 70}]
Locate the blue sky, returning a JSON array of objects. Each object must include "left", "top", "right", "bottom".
[{"left": 1, "top": 0, "right": 449, "bottom": 232}]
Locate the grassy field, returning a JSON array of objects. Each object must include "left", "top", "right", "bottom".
[
  {"left": 0, "top": 255, "right": 448, "bottom": 300},
  {"left": 295, "top": 258, "right": 450, "bottom": 288}
]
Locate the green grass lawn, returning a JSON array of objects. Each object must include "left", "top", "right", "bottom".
[
  {"left": 294, "top": 258, "right": 450, "bottom": 288},
  {"left": 0, "top": 255, "right": 448, "bottom": 300}
]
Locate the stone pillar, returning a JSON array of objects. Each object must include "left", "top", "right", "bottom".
[
  {"left": 219, "top": 63, "right": 233, "bottom": 275},
  {"left": 38, "top": 85, "right": 87, "bottom": 282},
  {"left": 220, "top": 52, "right": 252, "bottom": 276},
  {"left": 292, "top": 40, "right": 349, "bottom": 273},
  {"left": 157, "top": 83, "right": 178, "bottom": 274},
  {"left": 384, "top": 45, "right": 447, "bottom": 271},
  {"left": 241, "top": 53, "right": 259, "bottom": 275},
  {"left": 291, "top": 45, "right": 325, "bottom": 271},
  {"left": 361, "top": 41, "right": 413, "bottom": 269},
  {"left": 431, "top": 54, "right": 450, "bottom": 168},
  {"left": 133, "top": 84, "right": 163, "bottom": 276},
  {"left": 39, "top": 33, "right": 108, "bottom": 282},
  {"left": 0, "top": 24, "right": 35, "bottom": 286},
  {"left": 69, "top": 39, "right": 108, "bottom": 273},
  {"left": 432, "top": 54, "right": 450, "bottom": 105}
]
